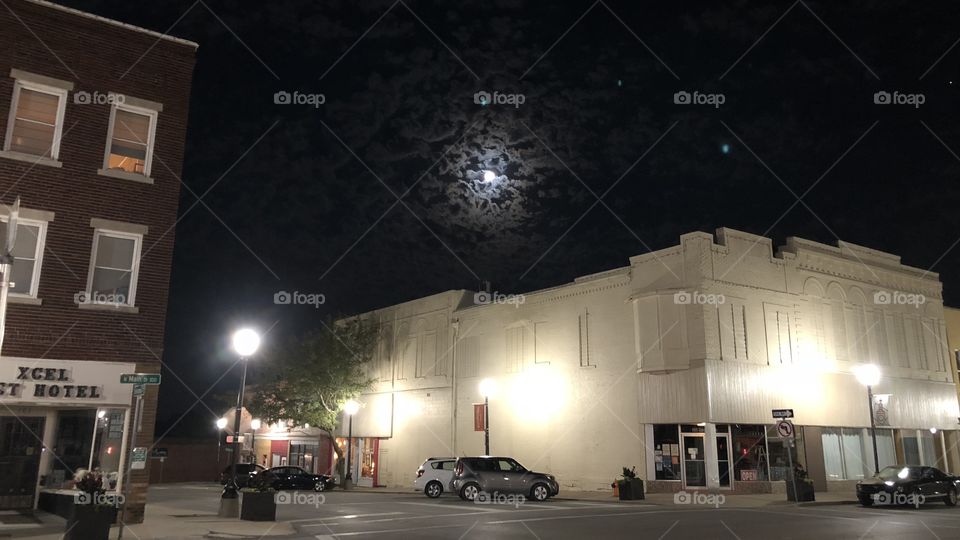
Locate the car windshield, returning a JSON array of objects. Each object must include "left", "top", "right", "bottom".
[{"left": 875, "top": 466, "right": 919, "bottom": 481}]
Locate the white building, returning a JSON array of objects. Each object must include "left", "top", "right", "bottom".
[{"left": 337, "top": 228, "right": 960, "bottom": 495}]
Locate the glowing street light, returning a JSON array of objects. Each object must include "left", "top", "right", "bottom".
[
  {"left": 343, "top": 399, "right": 361, "bottom": 490},
  {"left": 479, "top": 379, "right": 497, "bottom": 455},
  {"left": 250, "top": 419, "right": 262, "bottom": 465},
  {"left": 219, "top": 328, "right": 261, "bottom": 518},
  {"left": 215, "top": 417, "right": 228, "bottom": 477},
  {"left": 854, "top": 364, "right": 882, "bottom": 475}
]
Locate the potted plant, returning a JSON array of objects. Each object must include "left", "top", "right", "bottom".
[
  {"left": 65, "top": 469, "right": 115, "bottom": 540},
  {"left": 241, "top": 470, "right": 277, "bottom": 521},
  {"left": 615, "top": 467, "right": 644, "bottom": 500}
]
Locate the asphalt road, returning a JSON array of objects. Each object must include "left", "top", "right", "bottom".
[{"left": 148, "top": 485, "right": 960, "bottom": 539}]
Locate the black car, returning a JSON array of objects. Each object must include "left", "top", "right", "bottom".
[
  {"left": 856, "top": 465, "right": 959, "bottom": 507},
  {"left": 259, "top": 466, "right": 336, "bottom": 492},
  {"left": 219, "top": 463, "right": 266, "bottom": 488}
]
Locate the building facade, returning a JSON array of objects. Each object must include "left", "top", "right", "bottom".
[
  {"left": 0, "top": 0, "right": 196, "bottom": 521},
  {"left": 341, "top": 228, "right": 960, "bottom": 495}
]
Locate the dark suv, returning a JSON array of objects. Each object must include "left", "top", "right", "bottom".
[{"left": 450, "top": 456, "right": 559, "bottom": 502}]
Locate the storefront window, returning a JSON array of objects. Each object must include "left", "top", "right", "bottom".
[
  {"left": 290, "top": 443, "right": 319, "bottom": 473},
  {"left": 731, "top": 424, "right": 768, "bottom": 481},
  {"left": 873, "top": 429, "right": 897, "bottom": 471},
  {"left": 903, "top": 433, "right": 920, "bottom": 465},
  {"left": 46, "top": 410, "right": 95, "bottom": 488},
  {"left": 652, "top": 424, "right": 681, "bottom": 480},
  {"left": 920, "top": 430, "right": 937, "bottom": 466},
  {"left": 821, "top": 427, "right": 867, "bottom": 480},
  {"left": 767, "top": 425, "right": 804, "bottom": 481}
]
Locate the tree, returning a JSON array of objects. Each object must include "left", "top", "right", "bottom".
[{"left": 248, "top": 318, "right": 379, "bottom": 432}]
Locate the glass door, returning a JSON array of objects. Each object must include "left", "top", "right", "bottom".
[
  {"left": 682, "top": 435, "right": 706, "bottom": 487},
  {"left": 717, "top": 434, "right": 731, "bottom": 488},
  {"left": 0, "top": 416, "right": 45, "bottom": 509}
]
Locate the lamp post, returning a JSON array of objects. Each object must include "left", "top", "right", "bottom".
[
  {"left": 219, "top": 328, "right": 261, "bottom": 518},
  {"left": 250, "top": 419, "right": 261, "bottom": 466},
  {"left": 343, "top": 400, "right": 360, "bottom": 490},
  {"left": 479, "top": 379, "right": 497, "bottom": 455},
  {"left": 854, "top": 364, "right": 882, "bottom": 475},
  {"left": 216, "top": 418, "right": 228, "bottom": 479}
]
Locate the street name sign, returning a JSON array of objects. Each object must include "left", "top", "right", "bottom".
[
  {"left": 772, "top": 409, "right": 794, "bottom": 419},
  {"left": 120, "top": 373, "right": 161, "bottom": 385}
]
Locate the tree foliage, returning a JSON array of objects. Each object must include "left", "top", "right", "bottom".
[{"left": 248, "top": 318, "right": 379, "bottom": 432}]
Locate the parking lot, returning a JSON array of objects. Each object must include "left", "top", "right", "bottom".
[{"left": 149, "top": 484, "right": 960, "bottom": 539}]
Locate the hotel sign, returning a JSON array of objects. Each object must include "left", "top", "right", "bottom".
[{"left": 0, "top": 358, "right": 137, "bottom": 406}]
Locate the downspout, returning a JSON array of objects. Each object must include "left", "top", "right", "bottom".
[{"left": 451, "top": 316, "right": 459, "bottom": 456}]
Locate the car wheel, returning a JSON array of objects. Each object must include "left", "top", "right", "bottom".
[
  {"left": 459, "top": 483, "right": 480, "bottom": 501},
  {"left": 857, "top": 495, "right": 873, "bottom": 507},
  {"left": 425, "top": 481, "right": 443, "bottom": 498},
  {"left": 315, "top": 480, "right": 326, "bottom": 492},
  {"left": 530, "top": 483, "right": 549, "bottom": 502},
  {"left": 946, "top": 489, "right": 957, "bottom": 507}
]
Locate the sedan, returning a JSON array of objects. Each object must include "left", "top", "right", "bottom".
[
  {"left": 259, "top": 466, "right": 336, "bottom": 492},
  {"left": 856, "top": 465, "right": 959, "bottom": 507}
]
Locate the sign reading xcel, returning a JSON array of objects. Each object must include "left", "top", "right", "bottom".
[{"left": 771, "top": 409, "right": 794, "bottom": 419}]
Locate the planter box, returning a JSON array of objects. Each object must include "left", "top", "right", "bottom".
[
  {"left": 65, "top": 504, "right": 115, "bottom": 540},
  {"left": 241, "top": 491, "right": 277, "bottom": 521},
  {"left": 617, "top": 478, "right": 645, "bottom": 500},
  {"left": 785, "top": 479, "right": 815, "bottom": 502}
]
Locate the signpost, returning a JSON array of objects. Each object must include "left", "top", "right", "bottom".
[
  {"left": 773, "top": 410, "right": 798, "bottom": 503},
  {"left": 118, "top": 374, "right": 161, "bottom": 540}
]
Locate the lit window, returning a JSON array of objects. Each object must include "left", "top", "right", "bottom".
[
  {"left": 4, "top": 81, "right": 67, "bottom": 158},
  {"left": 85, "top": 230, "right": 142, "bottom": 306},
  {"left": 0, "top": 217, "right": 47, "bottom": 297},
  {"left": 104, "top": 104, "right": 156, "bottom": 176}
]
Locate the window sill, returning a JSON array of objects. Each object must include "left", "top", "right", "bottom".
[
  {"left": 78, "top": 303, "right": 139, "bottom": 314},
  {"left": 0, "top": 150, "right": 62, "bottom": 168},
  {"left": 9, "top": 296, "right": 42, "bottom": 305},
  {"left": 97, "top": 168, "right": 154, "bottom": 185}
]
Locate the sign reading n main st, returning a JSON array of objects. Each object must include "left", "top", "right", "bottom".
[{"left": 120, "top": 374, "right": 161, "bottom": 385}]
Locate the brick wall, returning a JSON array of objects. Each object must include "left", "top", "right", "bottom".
[{"left": 0, "top": 0, "right": 196, "bottom": 523}]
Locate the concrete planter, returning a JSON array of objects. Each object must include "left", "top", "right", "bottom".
[
  {"left": 617, "top": 478, "right": 645, "bottom": 500},
  {"left": 241, "top": 491, "right": 277, "bottom": 521},
  {"left": 785, "top": 479, "right": 815, "bottom": 502},
  {"left": 64, "top": 504, "right": 115, "bottom": 540}
]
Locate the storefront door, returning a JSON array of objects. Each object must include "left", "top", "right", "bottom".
[
  {"left": 0, "top": 416, "right": 45, "bottom": 510},
  {"left": 717, "top": 433, "right": 731, "bottom": 488},
  {"left": 682, "top": 435, "right": 706, "bottom": 487}
]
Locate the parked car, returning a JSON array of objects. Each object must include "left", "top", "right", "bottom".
[
  {"left": 450, "top": 456, "right": 559, "bottom": 502},
  {"left": 414, "top": 457, "right": 456, "bottom": 498},
  {"left": 856, "top": 465, "right": 959, "bottom": 507},
  {"left": 259, "top": 466, "right": 337, "bottom": 492},
  {"left": 219, "top": 463, "right": 265, "bottom": 488}
]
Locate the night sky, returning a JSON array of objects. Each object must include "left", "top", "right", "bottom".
[{"left": 60, "top": 0, "right": 960, "bottom": 437}]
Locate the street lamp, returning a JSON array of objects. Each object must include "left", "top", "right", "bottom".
[
  {"left": 219, "top": 328, "right": 261, "bottom": 518},
  {"left": 216, "top": 418, "right": 228, "bottom": 477},
  {"left": 479, "top": 379, "right": 497, "bottom": 455},
  {"left": 250, "top": 419, "right": 261, "bottom": 466},
  {"left": 343, "top": 399, "right": 360, "bottom": 490},
  {"left": 854, "top": 364, "right": 882, "bottom": 475}
]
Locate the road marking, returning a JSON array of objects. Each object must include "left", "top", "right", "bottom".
[
  {"left": 489, "top": 509, "right": 666, "bottom": 524},
  {"left": 398, "top": 501, "right": 503, "bottom": 513},
  {"left": 292, "top": 512, "right": 406, "bottom": 524},
  {"left": 316, "top": 523, "right": 470, "bottom": 537}
]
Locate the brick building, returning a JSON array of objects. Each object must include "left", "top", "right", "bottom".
[{"left": 0, "top": 0, "right": 196, "bottom": 522}]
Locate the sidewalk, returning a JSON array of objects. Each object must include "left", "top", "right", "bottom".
[
  {"left": 349, "top": 485, "right": 857, "bottom": 507},
  {"left": 8, "top": 502, "right": 295, "bottom": 540}
]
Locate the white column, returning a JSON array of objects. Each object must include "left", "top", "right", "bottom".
[
  {"left": 644, "top": 424, "right": 656, "bottom": 481},
  {"left": 703, "top": 423, "right": 720, "bottom": 490}
]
